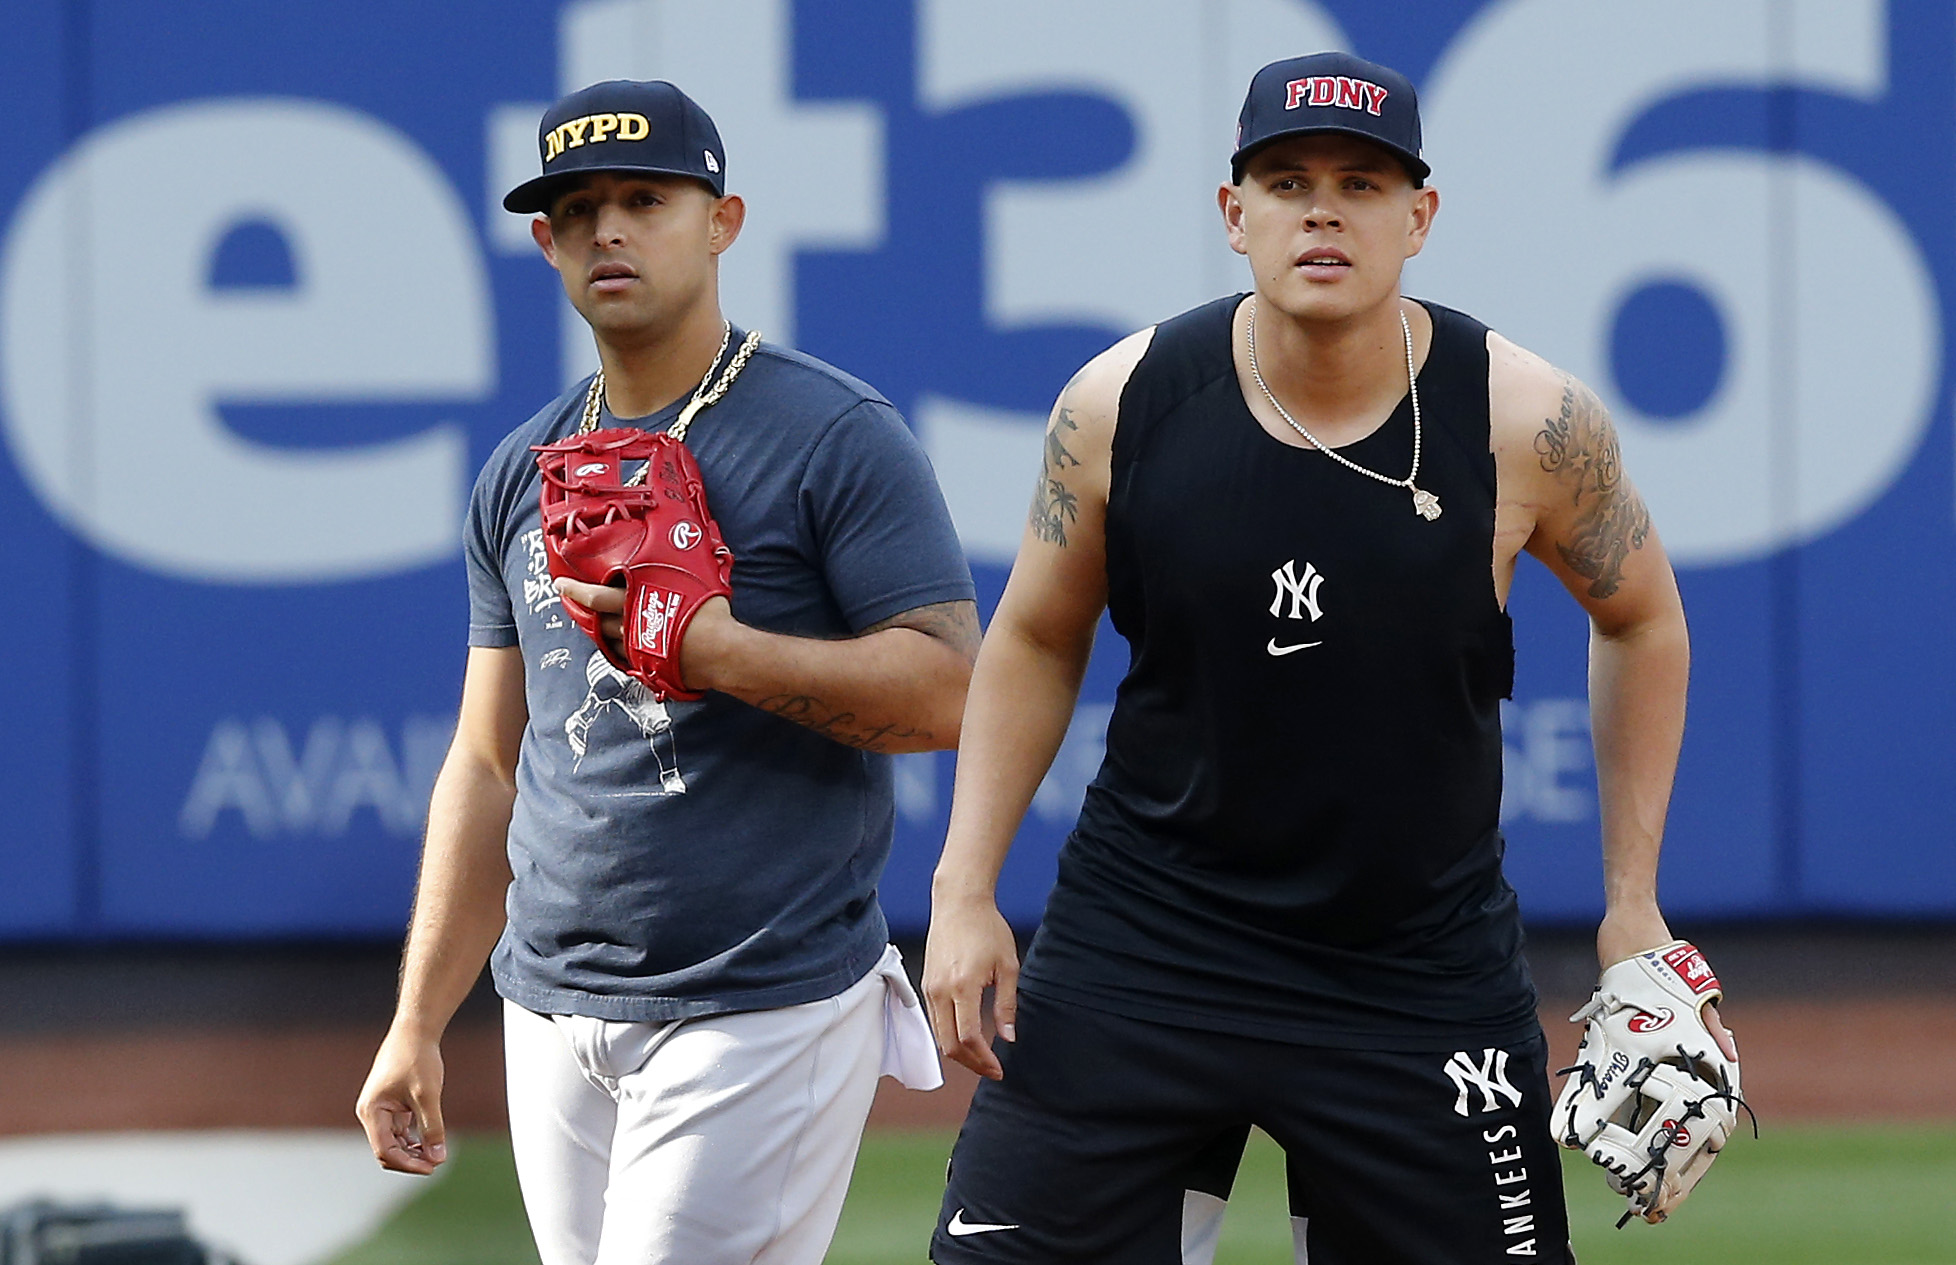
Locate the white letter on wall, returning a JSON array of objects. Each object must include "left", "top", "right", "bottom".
[{"left": 0, "top": 98, "right": 492, "bottom": 583}]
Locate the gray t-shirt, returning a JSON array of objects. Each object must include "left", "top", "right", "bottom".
[{"left": 465, "top": 336, "right": 973, "bottom": 1021}]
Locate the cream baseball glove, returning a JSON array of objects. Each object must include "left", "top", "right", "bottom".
[{"left": 1552, "top": 940, "right": 1754, "bottom": 1226}]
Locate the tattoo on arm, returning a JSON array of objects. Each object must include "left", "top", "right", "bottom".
[
  {"left": 1029, "top": 406, "right": 1082, "bottom": 547},
  {"left": 862, "top": 599, "right": 982, "bottom": 662},
  {"left": 1534, "top": 374, "right": 1651, "bottom": 599},
  {"left": 753, "top": 694, "right": 931, "bottom": 753},
  {"left": 751, "top": 602, "right": 977, "bottom": 750}
]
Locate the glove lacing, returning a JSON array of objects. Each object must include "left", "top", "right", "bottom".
[{"left": 1556, "top": 989, "right": 1760, "bottom": 1227}]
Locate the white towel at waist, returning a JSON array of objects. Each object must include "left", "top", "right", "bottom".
[{"left": 873, "top": 944, "right": 944, "bottom": 1091}]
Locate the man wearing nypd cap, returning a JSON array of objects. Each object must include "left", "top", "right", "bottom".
[
  {"left": 356, "top": 79, "right": 975, "bottom": 1264},
  {"left": 924, "top": 51, "right": 1741, "bottom": 1262}
]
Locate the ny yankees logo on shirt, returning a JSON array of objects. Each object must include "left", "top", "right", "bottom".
[{"left": 1268, "top": 558, "right": 1326, "bottom": 656}]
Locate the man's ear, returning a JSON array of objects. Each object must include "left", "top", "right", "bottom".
[
  {"left": 709, "top": 193, "right": 746, "bottom": 255},
  {"left": 531, "top": 214, "right": 558, "bottom": 267},
  {"left": 1404, "top": 184, "right": 1440, "bottom": 259},
  {"left": 1218, "top": 183, "right": 1249, "bottom": 257}
]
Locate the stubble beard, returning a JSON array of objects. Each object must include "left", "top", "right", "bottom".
[{"left": 574, "top": 281, "right": 691, "bottom": 350}]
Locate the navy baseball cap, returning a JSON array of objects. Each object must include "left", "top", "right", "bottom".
[
  {"left": 1231, "top": 52, "right": 1428, "bottom": 185},
  {"left": 503, "top": 79, "right": 726, "bottom": 214}
]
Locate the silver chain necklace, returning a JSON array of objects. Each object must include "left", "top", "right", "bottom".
[
  {"left": 576, "top": 320, "right": 763, "bottom": 483},
  {"left": 1245, "top": 296, "right": 1442, "bottom": 521}
]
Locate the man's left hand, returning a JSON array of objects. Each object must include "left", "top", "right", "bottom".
[{"left": 1597, "top": 906, "right": 1736, "bottom": 1060}]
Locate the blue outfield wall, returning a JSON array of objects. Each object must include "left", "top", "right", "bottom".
[{"left": 0, "top": 0, "right": 1950, "bottom": 939}]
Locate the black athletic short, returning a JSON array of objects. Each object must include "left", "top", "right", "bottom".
[{"left": 931, "top": 991, "right": 1572, "bottom": 1264}]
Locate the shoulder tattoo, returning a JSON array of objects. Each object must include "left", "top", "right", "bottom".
[
  {"left": 1029, "top": 405, "right": 1083, "bottom": 547},
  {"left": 1534, "top": 374, "right": 1651, "bottom": 599}
]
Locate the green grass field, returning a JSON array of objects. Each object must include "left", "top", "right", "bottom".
[{"left": 328, "top": 1124, "right": 1956, "bottom": 1264}]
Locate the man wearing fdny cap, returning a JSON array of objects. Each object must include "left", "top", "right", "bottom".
[
  {"left": 924, "top": 51, "right": 1737, "bottom": 1262},
  {"left": 357, "top": 80, "right": 976, "bottom": 1265}
]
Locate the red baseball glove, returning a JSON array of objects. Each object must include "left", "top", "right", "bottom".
[{"left": 532, "top": 427, "right": 733, "bottom": 701}]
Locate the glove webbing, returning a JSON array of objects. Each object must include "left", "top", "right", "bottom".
[
  {"left": 1607, "top": 1065, "right": 1758, "bottom": 1229},
  {"left": 1555, "top": 1024, "right": 1760, "bottom": 1229}
]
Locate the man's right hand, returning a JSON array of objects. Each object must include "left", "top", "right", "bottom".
[
  {"left": 356, "top": 1029, "right": 449, "bottom": 1175},
  {"left": 923, "top": 895, "right": 1021, "bottom": 1081}
]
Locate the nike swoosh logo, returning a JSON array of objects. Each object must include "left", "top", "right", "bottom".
[
  {"left": 947, "top": 1210, "right": 1021, "bottom": 1237},
  {"left": 1266, "top": 638, "right": 1322, "bottom": 656}
]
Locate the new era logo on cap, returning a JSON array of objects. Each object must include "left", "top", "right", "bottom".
[{"left": 1232, "top": 51, "right": 1427, "bottom": 184}]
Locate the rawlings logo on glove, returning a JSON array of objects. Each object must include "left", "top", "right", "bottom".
[
  {"left": 1553, "top": 940, "right": 1756, "bottom": 1227},
  {"left": 532, "top": 427, "right": 733, "bottom": 701}
]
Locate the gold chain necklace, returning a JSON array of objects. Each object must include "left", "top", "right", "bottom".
[
  {"left": 1245, "top": 296, "right": 1442, "bottom": 521},
  {"left": 576, "top": 321, "right": 764, "bottom": 484}
]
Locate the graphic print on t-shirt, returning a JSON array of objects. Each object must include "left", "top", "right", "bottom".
[
  {"left": 564, "top": 650, "right": 687, "bottom": 794},
  {"left": 520, "top": 528, "right": 566, "bottom": 630}
]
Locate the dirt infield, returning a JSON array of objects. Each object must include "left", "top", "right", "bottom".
[
  {"left": 0, "top": 993, "right": 1947, "bottom": 1136},
  {"left": 1, "top": 928, "right": 1949, "bottom": 1136}
]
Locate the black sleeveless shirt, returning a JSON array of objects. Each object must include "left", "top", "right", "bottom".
[{"left": 1018, "top": 295, "right": 1539, "bottom": 1050}]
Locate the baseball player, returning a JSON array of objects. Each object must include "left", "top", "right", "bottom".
[
  {"left": 355, "top": 80, "right": 973, "bottom": 1265},
  {"left": 923, "top": 52, "right": 1743, "bottom": 1263}
]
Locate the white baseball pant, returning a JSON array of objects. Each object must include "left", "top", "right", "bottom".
[{"left": 503, "top": 945, "right": 940, "bottom": 1265}]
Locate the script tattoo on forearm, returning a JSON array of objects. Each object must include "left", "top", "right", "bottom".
[
  {"left": 1029, "top": 405, "right": 1082, "bottom": 547},
  {"left": 751, "top": 602, "right": 976, "bottom": 751},
  {"left": 1535, "top": 374, "right": 1651, "bottom": 599},
  {"left": 754, "top": 694, "right": 932, "bottom": 752}
]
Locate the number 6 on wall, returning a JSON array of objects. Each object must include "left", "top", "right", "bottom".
[{"left": 1413, "top": 0, "right": 1936, "bottom": 567}]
